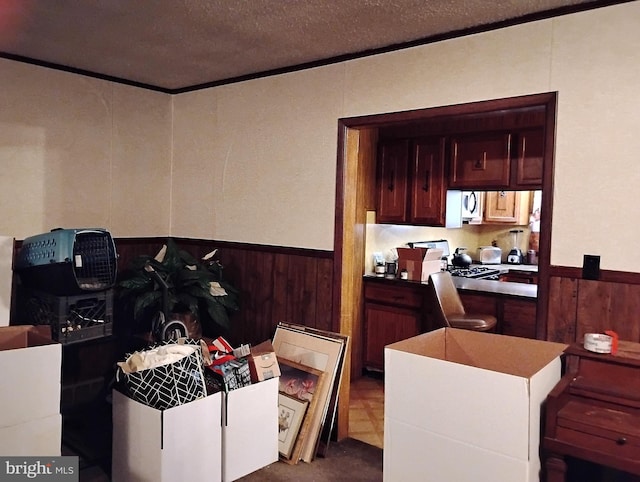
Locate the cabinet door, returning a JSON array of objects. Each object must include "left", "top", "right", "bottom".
[
  {"left": 502, "top": 298, "right": 537, "bottom": 339},
  {"left": 514, "top": 128, "right": 544, "bottom": 188},
  {"left": 377, "top": 139, "right": 409, "bottom": 223},
  {"left": 410, "top": 138, "right": 446, "bottom": 226},
  {"left": 484, "top": 190, "right": 531, "bottom": 224},
  {"left": 364, "top": 302, "right": 421, "bottom": 371},
  {"left": 450, "top": 133, "right": 511, "bottom": 188},
  {"left": 458, "top": 292, "right": 499, "bottom": 318}
]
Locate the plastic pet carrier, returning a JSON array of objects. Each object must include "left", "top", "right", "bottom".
[
  {"left": 21, "top": 289, "right": 114, "bottom": 344},
  {"left": 15, "top": 228, "right": 118, "bottom": 296}
]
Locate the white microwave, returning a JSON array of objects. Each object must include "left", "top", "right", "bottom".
[{"left": 461, "top": 191, "right": 482, "bottom": 220}]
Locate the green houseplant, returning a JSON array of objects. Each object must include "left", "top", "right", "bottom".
[{"left": 117, "top": 239, "right": 239, "bottom": 338}]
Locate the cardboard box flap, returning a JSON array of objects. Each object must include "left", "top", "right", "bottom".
[
  {"left": 397, "top": 247, "right": 443, "bottom": 262},
  {"left": 251, "top": 340, "right": 275, "bottom": 356},
  {"left": 424, "top": 248, "right": 444, "bottom": 261},
  {"left": 388, "top": 328, "right": 567, "bottom": 379},
  {"left": 0, "top": 325, "right": 55, "bottom": 351},
  {"left": 247, "top": 340, "right": 280, "bottom": 382},
  {"left": 251, "top": 343, "right": 279, "bottom": 370}
]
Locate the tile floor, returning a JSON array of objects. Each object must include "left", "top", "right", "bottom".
[{"left": 348, "top": 373, "right": 384, "bottom": 449}]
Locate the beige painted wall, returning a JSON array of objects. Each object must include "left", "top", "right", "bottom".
[
  {"left": 1, "top": 3, "right": 638, "bottom": 272},
  {"left": 173, "top": 2, "right": 640, "bottom": 270},
  {"left": 172, "top": 67, "right": 345, "bottom": 245},
  {"left": 0, "top": 59, "right": 171, "bottom": 240}
]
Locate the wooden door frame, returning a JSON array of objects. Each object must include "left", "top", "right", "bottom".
[{"left": 332, "top": 92, "right": 556, "bottom": 441}]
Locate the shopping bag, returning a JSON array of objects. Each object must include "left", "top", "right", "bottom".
[{"left": 116, "top": 339, "right": 207, "bottom": 410}]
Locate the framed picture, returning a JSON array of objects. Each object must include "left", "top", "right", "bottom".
[
  {"left": 276, "top": 357, "right": 326, "bottom": 464},
  {"left": 279, "top": 358, "right": 322, "bottom": 402},
  {"left": 276, "top": 322, "right": 349, "bottom": 458},
  {"left": 278, "top": 393, "right": 309, "bottom": 459},
  {"left": 273, "top": 324, "right": 346, "bottom": 462}
]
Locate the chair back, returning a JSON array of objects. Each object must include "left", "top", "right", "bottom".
[{"left": 428, "top": 271, "right": 466, "bottom": 328}]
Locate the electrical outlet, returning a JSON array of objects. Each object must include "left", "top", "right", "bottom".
[{"left": 582, "top": 254, "right": 600, "bottom": 280}]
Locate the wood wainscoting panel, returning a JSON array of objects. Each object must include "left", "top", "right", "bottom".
[
  {"left": 546, "top": 276, "right": 578, "bottom": 343},
  {"left": 113, "top": 237, "right": 334, "bottom": 347},
  {"left": 576, "top": 279, "right": 640, "bottom": 343},
  {"left": 547, "top": 268, "right": 640, "bottom": 345}
]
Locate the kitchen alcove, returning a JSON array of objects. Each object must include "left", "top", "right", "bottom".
[{"left": 331, "top": 92, "right": 556, "bottom": 441}]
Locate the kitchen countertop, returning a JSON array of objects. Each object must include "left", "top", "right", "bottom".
[
  {"left": 483, "top": 263, "right": 538, "bottom": 273},
  {"left": 364, "top": 263, "right": 538, "bottom": 299},
  {"left": 451, "top": 276, "right": 537, "bottom": 298}
]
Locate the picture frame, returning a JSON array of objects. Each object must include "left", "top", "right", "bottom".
[
  {"left": 277, "top": 322, "right": 349, "bottom": 458},
  {"left": 278, "top": 393, "right": 309, "bottom": 460},
  {"left": 276, "top": 357, "right": 326, "bottom": 464},
  {"left": 273, "top": 323, "right": 346, "bottom": 462},
  {"left": 279, "top": 356, "right": 323, "bottom": 401}
]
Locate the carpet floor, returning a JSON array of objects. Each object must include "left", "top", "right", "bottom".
[{"left": 237, "top": 438, "right": 383, "bottom": 481}]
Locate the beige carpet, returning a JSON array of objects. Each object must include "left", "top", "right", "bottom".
[{"left": 238, "top": 437, "right": 382, "bottom": 482}]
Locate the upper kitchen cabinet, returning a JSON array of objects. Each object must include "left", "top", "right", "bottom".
[
  {"left": 449, "top": 127, "right": 545, "bottom": 191},
  {"left": 484, "top": 190, "right": 531, "bottom": 224},
  {"left": 513, "top": 128, "right": 544, "bottom": 188},
  {"left": 377, "top": 137, "right": 447, "bottom": 226},
  {"left": 377, "top": 139, "right": 409, "bottom": 223},
  {"left": 410, "top": 138, "right": 447, "bottom": 225},
  {"left": 449, "top": 132, "right": 512, "bottom": 189}
]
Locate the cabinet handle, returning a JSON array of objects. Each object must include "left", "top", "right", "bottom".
[
  {"left": 616, "top": 437, "right": 627, "bottom": 446},
  {"left": 423, "top": 171, "right": 430, "bottom": 192},
  {"left": 388, "top": 170, "right": 395, "bottom": 191}
]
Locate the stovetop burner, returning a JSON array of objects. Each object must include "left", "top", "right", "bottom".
[{"left": 448, "top": 266, "right": 501, "bottom": 280}]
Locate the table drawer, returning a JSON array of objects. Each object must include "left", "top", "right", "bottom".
[
  {"left": 556, "top": 400, "right": 640, "bottom": 462},
  {"left": 364, "top": 282, "right": 423, "bottom": 309}
]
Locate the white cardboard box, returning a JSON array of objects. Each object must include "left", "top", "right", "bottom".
[
  {"left": 0, "top": 413, "right": 61, "bottom": 456},
  {"left": 384, "top": 328, "right": 567, "bottom": 482},
  {"left": 0, "top": 325, "right": 61, "bottom": 428},
  {"left": 112, "top": 391, "right": 222, "bottom": 482},
  {"left": 0, "top": 236, "right": 13, "bottom": 327},
  {"left": 222, "top": 376, "right": 279, "bottom": 482}
]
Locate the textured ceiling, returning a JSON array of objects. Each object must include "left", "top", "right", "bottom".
[{"left": 0, "top": 0, "right": 620, "bottom": 92}]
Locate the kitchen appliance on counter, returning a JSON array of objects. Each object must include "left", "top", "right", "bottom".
[
  {"left": 477, "top": 246, "right": 502, "bottom": 265},
  {"left": 451, "top": 247, "right": 472, "bottom": 268},
  {"left": 507, "top": 230, "right": 524, "bottom": 265}
]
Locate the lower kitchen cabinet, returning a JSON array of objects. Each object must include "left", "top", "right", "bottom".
[
  {"left": 363, "top": 278, "right": 537, "bottom": 371},
  {"left": 363, "top": 280, "right": 423, "bottom": 371},
  {"left": 459, "top": 291, "right": 537, "bottom": 339},
  {"left": 501, "top": 298, "right": 537, "bottom": 339},
  {"left": 364, "top": 303, "right": 421, "bottom": 371}
]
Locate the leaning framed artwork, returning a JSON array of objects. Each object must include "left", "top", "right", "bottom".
[
  {"left": 273, "top": 324, "right": 346, "bottom": 462},
  {"left": 278, "top": 393, "right": 309, "bottom": 460},
  {"left": 277, "top": 323, "right": 350, "bottom": 458},
  {"left": 277, "top": 357, "right": 326, "bottom": 463},
  {"left": 279, "top": 357, "right": 322, "bottom": 403}
]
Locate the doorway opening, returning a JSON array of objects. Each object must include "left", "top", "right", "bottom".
[{"left": 333, "top": 93, "right": 557, "bottom": 443}]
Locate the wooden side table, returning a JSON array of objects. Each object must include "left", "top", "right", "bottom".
[{"left": 543, "top": 341, "right": 640, "bottom": 481}]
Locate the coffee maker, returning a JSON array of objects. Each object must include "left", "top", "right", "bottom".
[{"left": 507, "top": 229, "right": 524, "bottom": 264}]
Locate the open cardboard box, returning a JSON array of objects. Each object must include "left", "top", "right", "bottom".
[
  {"left": 0, "top": 326, "right": 61, "bottom": 427},
  {"left": 384, "top": 328, "right": 567, "bottom": 482},
  {"left": 0, "top": 325, "right": 62, "bottom": 456},
  {"left": 112, "top": 390, "right": 223, "bottom": 482},
  {"left": 396, "top": 247, "right": 443, "bottom": 281}
]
